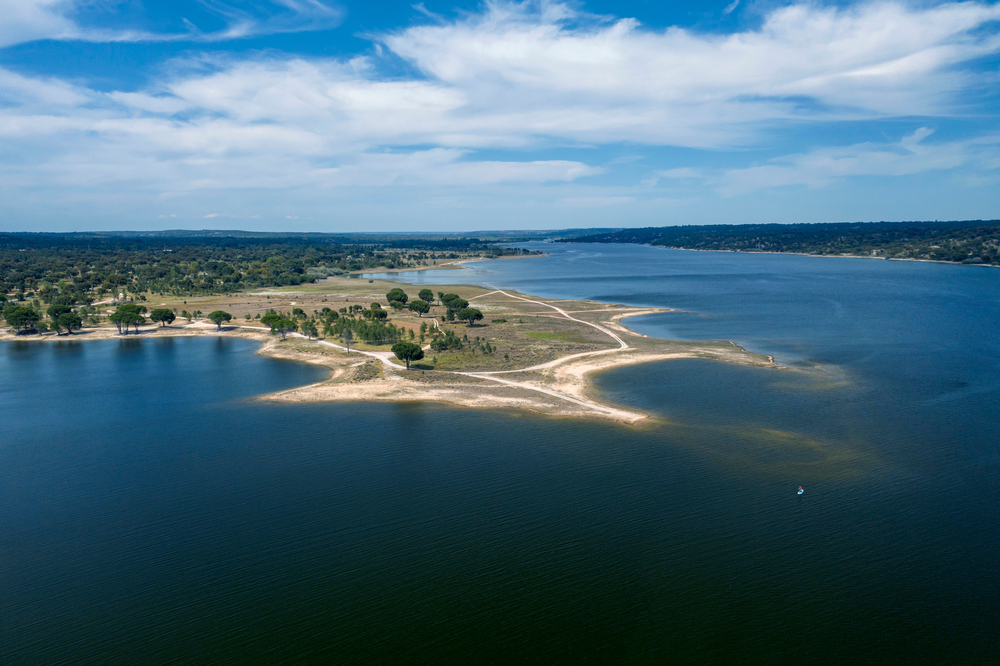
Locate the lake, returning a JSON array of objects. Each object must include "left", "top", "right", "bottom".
[{"left": 3, "top": 244, "right": 998, "bottom": 664}]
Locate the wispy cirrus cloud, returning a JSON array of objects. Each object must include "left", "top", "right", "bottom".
[
  {"left": 0, "top": 0, "right": 344, "bottom": 48},
  {"left": 656, "top": 128, "right": 999, "bottom": 195}
]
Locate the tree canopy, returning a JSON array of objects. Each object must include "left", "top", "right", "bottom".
[
  {"left": 261, "top": 313, "right": 297, "bottom": 339},
  {"left": 150, "top": 308, "right": 176, "bottom": 326},
  {"left": 441, "top": 294, "right": 469, "bottom": 312},
  {"left": 391, "top": 341, "right": 424, "bottom": 369},
  {"left": 208, "top": 310, "right": 233, "bottom": 330},
  {"left": 56, "top": 312, "right": 82, "bottom": 335},
  {"left": 418, "top": 288, "right": 435, "bottom": 303},
  {"left": 386, "top": 288, "right": 408, "bottom": 304},
  {"left": 0, "top": 231, "right": 540, "bottom": 301},
  {"left": 408, "top": 299, "right": 430, "bottom": 316},
  {"left": 109, "top": 303, "right": 146, "bottom": 334},
  {"left": 457, "top": 307, "right": 484, "bottom": 326},
  {"left": 3, "top": 304, "right": 40, "bottom": 334}
]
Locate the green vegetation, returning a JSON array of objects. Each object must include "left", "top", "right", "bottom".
[
  {"left": 429, "top": 329, "right": 464, "bottom": 351},
  {"left": 109, "top": 304, "right": 146, "bottom": 335},
  {"left": 328, "top": 317, "right": 405, "bottom": 345},
  {"left": 0, "top": 231, "right": 540, "bottom": 302},
  {"left": 566, "top": 220, "right": 1000, "bottom": 265},
  {"left": 301, "top": 320, "right": 318, "bottom": 339},
  {"left": 54, "top": 312, "right": 82, "bottom": 335},
  {"left": 391, "top": 341, "right": 424, "bottom": 369},
  {"left": 457, "top": 307, "right": 483, "bottom": 326},
  {"left": 386, "top": 288, "right": 408, "bottom": 304},
  {"left": 525, "top": 332, "right": 577, "bottom": 341},
  {"left": 150, "top": 309, "right": 176, "bottom": 326},
  {"left": 208, "top": 310, "right": 233, "bottom": 330},
  {"left": 408, "top": 299, "right": 430, "bottom": 316},
  {"left": 261, "top": 313, "right": 297, "bottom": 340}
]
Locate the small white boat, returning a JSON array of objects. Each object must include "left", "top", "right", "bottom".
[{"left": 797, "top": 486, "right": 804, "bottom": 495}]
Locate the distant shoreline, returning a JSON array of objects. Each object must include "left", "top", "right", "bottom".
[{"left": 577, "top": 243, "right": 1000, "bottom": 267}]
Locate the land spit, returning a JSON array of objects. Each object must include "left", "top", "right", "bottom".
[{"left": 2, "top": 276, "right": 777, "bottom": 424}]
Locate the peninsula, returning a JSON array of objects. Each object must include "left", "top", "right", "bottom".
[{"left": 1, "top": 270, "right": 775, "bottom": 423}]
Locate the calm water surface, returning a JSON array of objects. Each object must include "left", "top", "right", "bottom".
[{"left": 3, "top": 245, "right": 999, "bottom": 664}]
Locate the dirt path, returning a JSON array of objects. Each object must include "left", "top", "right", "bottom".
[{"left": 460, "top": 290, "right": 629, "bottom": 376}]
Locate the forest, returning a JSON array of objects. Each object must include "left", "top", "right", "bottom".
[
  {"left": 0, "top": 232, "right": 538, "bottom": 304},
  {"left": 564, "top": 221, "right": 1000, "bottom": 265}
]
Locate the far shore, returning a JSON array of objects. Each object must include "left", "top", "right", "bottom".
[
  {"left": 350, "top": 252, "right": 548, "bottom": 274},
  {"left": 614, "top": 243, "right": 999, "bottom": 267},
  {"left": 1, "top": 276, "right": 777, "bottom": 424}
]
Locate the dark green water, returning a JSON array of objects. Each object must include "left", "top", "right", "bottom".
[{"left": 3, "top": 246, "right": 999, "bottom": 664}]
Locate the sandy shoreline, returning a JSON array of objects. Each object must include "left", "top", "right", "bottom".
[{"left": 2, "top": 284, "right": 776, "bottom": 425}]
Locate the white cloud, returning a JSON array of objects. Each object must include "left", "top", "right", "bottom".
[
  {"left": 0, "top": 0, "right": 344, "bottom": 48},
  {"left": 382, "top": 0, "right": 1000, "bottom": 139},
  {"left": 558, "top": 196, "right": 634, "bottom": 207},
  {"left": 657, "top": 128, "right": 998, "bottom": 195},
  {"left": 0, "top": 0, "right": 76, "bottom": 48},
  {"left": 1, "top": 1, "right": 999, "bottom": 223}
]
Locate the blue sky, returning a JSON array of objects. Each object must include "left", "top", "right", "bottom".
[{"left": 1, "top": 0, "right": 998, "bottom": 232}]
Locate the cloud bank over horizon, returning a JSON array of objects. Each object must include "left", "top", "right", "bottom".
[{"left": 1, "top": 0, "right": 998, "bottom": 231}]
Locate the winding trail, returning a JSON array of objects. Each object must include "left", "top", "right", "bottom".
[
  {"left": 447, "top": 290, "right": 642, "bottom": 417},
  {"left": 190, "top": 291, "right": 651, "bottom": 420},
  {"left": 456, "top": 290, "right": 629, "bottom": 376}
]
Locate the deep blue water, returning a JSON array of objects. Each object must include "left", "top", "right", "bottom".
[{"left": 3, "top": 245, "right": 999, "bottom": 664}]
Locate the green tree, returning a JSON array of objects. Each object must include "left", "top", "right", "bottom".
[
  {"left": 4, "top": 304, "right": 40, "bottom": 333},
  {"left": 366, "top": 304, "right": 388, "bottom": 321},
  {"left": 442, "top": 294, "right": 468, "bottom": 312},
  {"left": 208, "top": 310, "right": 233, "bottom": 330},
  {"left": 301, "top": 320, "right": 318, "bottom": 339},
  {"left": 386, "top": 288, "right": 408, "bottom": 305},
  {"left": 109, "top": 304, "right": 146, "bottom": 335},
  {"left": 150, "top": 308, "right": 176, "bottom": 326},
  {"left": 458, "top": 308, "right": 483, "bottom": 326},
  {"left": 342, "top": 328, "right": 353, "bottom": 353},
  {"left": 408, "top": 299, "right": 430, "bottom": 317},
  {"left": 391, "top": 341, "right": 424, "bottom": 369},
  {"left": 47, "top": 303, "right": 72, "bottom": 321},
  {"left": 274, "top": 317, "right": 296, "bottom": 340},
  {"left": 418, "top": 288, "right": 435, "bottom": 304},
  {"left": 57, "top": 312, "right": 82, "bottom": 335}
]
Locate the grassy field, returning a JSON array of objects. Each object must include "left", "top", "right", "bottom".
[{"left": 90, "top": 274, "right": 632, "bottom": 373}]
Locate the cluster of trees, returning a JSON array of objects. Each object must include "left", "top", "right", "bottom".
[
  {"left": 261, "top": 312, "right": 297, "bottom": 339},
  {"left": 109, "top": 304, "right": 147, "bottom": 334},
  {"left": 566, "top": 221, "right": 1000, "bottom": 265},
  {"left": 430, "top": 329, "right": 464, "bottom": 351},
  {"left": 327, "top": 317, "right": 405, "bottom": 346},
  {"left": 438, "top": 293, "right": 483, "bottom": 325},
  {"left": 3, "top": 302, "right": 41, "bottom": 334},
  {"left": 0, "top": 232, "right": 540, "bottom": 301}
]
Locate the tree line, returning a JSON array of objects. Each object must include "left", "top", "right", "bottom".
[
  {"left": 565, "top": 220, "right": 1000, "bottom": 265},
  {"left": 0, "top": 232, "right": 541, "bottom": 302}
]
